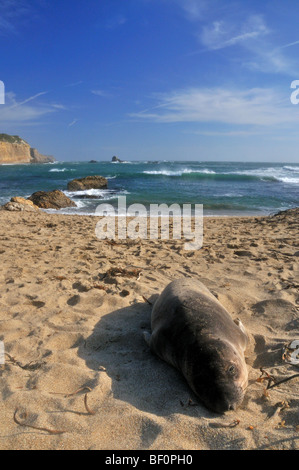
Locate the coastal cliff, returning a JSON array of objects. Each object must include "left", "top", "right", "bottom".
[{"left": 0, "top": 134, "right": 55, "bottom": 164}]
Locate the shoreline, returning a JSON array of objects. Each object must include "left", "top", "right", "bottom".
[
  {"left": 0, "top": 161, "right": 298, "bottom": 217},
  {"left": 0, "top": 208, "right": 298, "bottom": 450}
]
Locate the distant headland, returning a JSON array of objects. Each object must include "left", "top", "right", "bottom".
[{"left": 0, "top": 134, "right": 55, "bottom": 164}]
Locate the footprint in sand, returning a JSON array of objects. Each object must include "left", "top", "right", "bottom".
[{"left": 67, "top": 294, "right": 81, "bottom": 306}]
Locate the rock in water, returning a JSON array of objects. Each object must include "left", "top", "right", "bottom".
[
  {"left": 112, "top": 156, "right": 123, "bottom": 163},
  {"left": 67, "top": 175, "right": 108, "bottom": 191},
  {"left": 28, "top": 190, "right": 76, "bottom": 209}
]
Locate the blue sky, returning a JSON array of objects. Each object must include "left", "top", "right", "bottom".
[{"left": 1, "top": 0, "right": 299, "bottom": 162}]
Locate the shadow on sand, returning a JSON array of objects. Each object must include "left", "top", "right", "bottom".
[{"left": 77, "top": 299, "right": 212, "bottom": 419}]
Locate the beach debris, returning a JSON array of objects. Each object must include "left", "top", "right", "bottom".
[
  {"left": 93, "top": 283, "right": 109, "bottom": 291},
  {"left": 267, "top": 401, "right": 290, "bottom": 421},
  {"left": 50, "top": 386, "right": 92, "bottom": 398},
  {"left": 257, "top": 367, "right": 299, "bottom": 392},
  {"left": 13, "top": 409, "right": 65, "bottom": 435},
  {"left": 65, "top": 386, "right": 92, "bottom": 398},
  {"left": 262, "top": 389, "right": 270, "bottom": 400},
  {"left": 105, "top": 240, "right": 117, "bottom": 246},
  {"left": 257, "top": 368, "right": 276, "bottom": 388},
  {"left": 276, "top": 420, "right": 286, "bottom": 429},
  {"left": 209, "top": 419, "right": 240, "bottom": 429},
  {"left": 5, "top": 353, "right": 45, "bottom": 371},
  {"left": 84, "top": 393, "right": 96, "bottom": 416},
  {"left": 55, "top": 275, "right": 67, "bottom": 281},
  {"left": 101, "top": 267, "right": 142, "bottom": 280},
  {"left": 50, "top": 386, "right": 96, "bottom": 416},
  {"left": 267, "top": 373, "right": 299, "bottom": 390},
  {"left": 142, "top": 295, "right": 153, "bottom": 305}
]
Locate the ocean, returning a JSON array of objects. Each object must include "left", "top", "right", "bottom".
[{"left": 0, "top": 160, "right": 298, "bottom": 216}]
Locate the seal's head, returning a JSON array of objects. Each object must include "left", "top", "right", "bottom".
[{"left": 186, "top": 339, "right": 248, "bottom": 414}]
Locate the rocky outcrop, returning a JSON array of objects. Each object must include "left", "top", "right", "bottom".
[
  {"left": 30, "top": 148, "right": 55, "bottom": 164},
  {"left": 0, "top": 134, "right": 55, "bottom": 164},
  {"left": 1, "top": 197, "right": 40, "bottom": 212},
  {"left": 112, "top": 156, "right": 123, "bottom": 163},
  {"left": 67, "top": 175, "right": 108, "bottom": 191},
  {"left": 28, "top": 190, "right": 76, "bottom": 210}
]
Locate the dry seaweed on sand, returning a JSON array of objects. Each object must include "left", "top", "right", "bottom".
[
  {"left": 257, "top": 367, "right": 299, "bottom": 392},
  {"left": 209, "top": 419, "right": 240, "bottom": 429},
  {"left": 13, "top": 409, "right": 66, "bottom": 435},
  {"left": 5, "top": 353, "right": 46, "bottom": 371},
  {"left": 102, "top": 267, "right": 142, "bottom": 279},
  {"left": 50, "top": 386, "right": 96, "bottom": 416}
]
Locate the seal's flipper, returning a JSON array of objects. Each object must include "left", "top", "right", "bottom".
[{"left": 143, "top": 331, "right": 152, "bottom": 346}]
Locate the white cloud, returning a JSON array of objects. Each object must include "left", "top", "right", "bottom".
[
  {"left": 184, "top": 130, "right": 265, "bottom": 137},
  {"left": 51, "top": 103, "right": 67, "bottom": 110},
  {"left": 130, "top": 87, "right": 298, "bottom": 127},
  {"left": 105, "top": 15, "right": 127, "bottom": 30},
  {"left": 175, "top": 1, "right": 296, "bottom": 76},
  {"left": 0, "top": 16, "right": 16, "bottom": 34},
  {"left": 91, "top": 89, "right": 112, "bottom": 98},
  {"left": 279, "top": 39, "right": 299, "bottom": 50},
  {"left": 66, "top": 81, "right": 83, "bottom": 88},
  {"left": 9, "top": 91, "right": 48, "bottom": 108},
  {"left": 201, "top": 15, "right": 269, "bottom": 50},
  {"left": 0, "top": 91, "right": 62, "bottom": 124},
  {"left": 244, "top": 49, "right": 294, "bottom": 75},
  {"left": 174, "top": 0, "right": 208, "bottom": 20},
  {"left": 0, "top": 0, "right": 32, "bottom": 35}
]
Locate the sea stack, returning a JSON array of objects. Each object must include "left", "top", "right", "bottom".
[{"left": 112, "top": 156, "right": 123, "bottom": 163}]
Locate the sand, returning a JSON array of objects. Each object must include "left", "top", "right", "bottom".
[{"left": 0, "top": 209, "right": 298, "bottom": 450}]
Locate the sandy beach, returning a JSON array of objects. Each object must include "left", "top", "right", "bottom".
[{"left": 0, "top": 209, "right": 298, "bottom": 450}]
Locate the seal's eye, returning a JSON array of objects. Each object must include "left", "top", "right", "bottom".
[{"left": 227, "top": 365, "right": 236, "bottom": 376}]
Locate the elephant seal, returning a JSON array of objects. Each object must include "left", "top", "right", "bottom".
[{"left": 144, "top": 278, "right": 249, "bottom": 413}]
